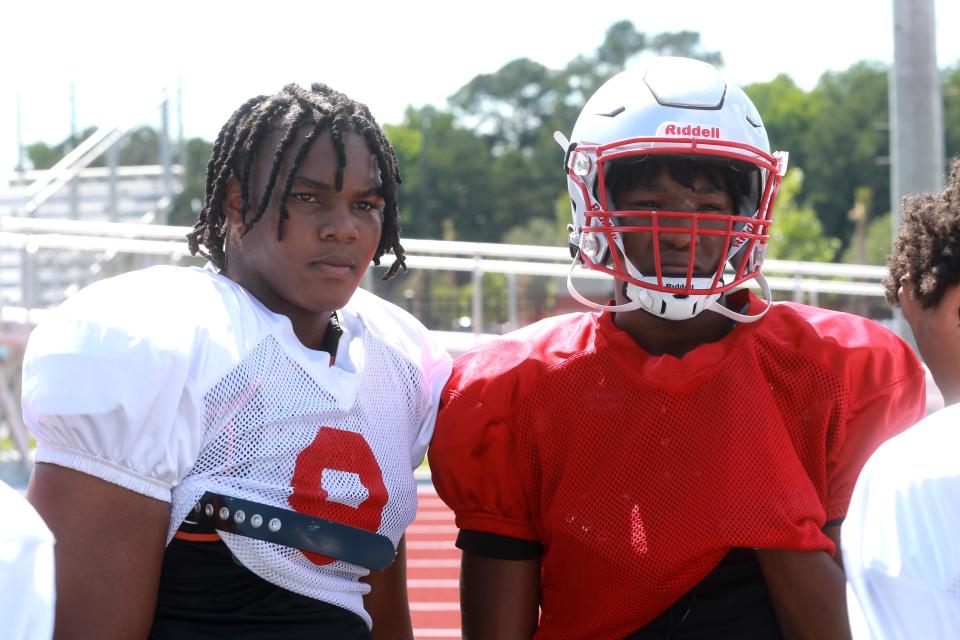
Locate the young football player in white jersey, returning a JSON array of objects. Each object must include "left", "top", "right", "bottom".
[
  {"left": 22, "top": 83, "right": 452, "bottom": 639},
  {"left": 843, "top": 157, "right": 960, "bottom": 639},
  {"left": 428, "top": 57, "right": 927, "bottom": 639}
]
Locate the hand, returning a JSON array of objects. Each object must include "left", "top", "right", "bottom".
[{"left": 899, "top": 279, "right": 960, "bottom": 405}]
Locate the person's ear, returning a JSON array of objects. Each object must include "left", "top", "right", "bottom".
[{"left": 223, "top": 178, "right": 245, "bottom": 231}]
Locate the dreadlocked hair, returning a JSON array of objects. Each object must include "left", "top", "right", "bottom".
[
  {"left": 885, "top": 156, "right": 960, "bottom": 309},
  {"left": 186, "top": 82, "right": 407, "bottom": 279}
]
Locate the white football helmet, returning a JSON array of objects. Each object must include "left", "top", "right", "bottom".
[{"left": 556, "top": 57, "right": 788, "bottom": 322}]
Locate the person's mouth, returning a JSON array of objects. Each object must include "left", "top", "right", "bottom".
[
  {"left": 654, "top": 261, "right": 694, "bottom": 277},
  {"left": 308, "top": 256, "right": 355, "bottom": 275}
]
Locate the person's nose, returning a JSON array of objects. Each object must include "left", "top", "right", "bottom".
[
  {"left": 319, "top": 201, "right": 359, "bottom": 243},
  {"left": 658, "top": 211, "right": 693, "bottom": 249}
]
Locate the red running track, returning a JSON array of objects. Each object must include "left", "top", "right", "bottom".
[{"left": 408, "top": 483, "right": 461, "bottom": 639}]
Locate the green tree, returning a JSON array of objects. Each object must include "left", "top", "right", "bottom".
[
  {"left": 385, "top": 107, "right": 497, "bottom": 241},
  {"left": 25, "top": 140, "right": 65, "bottom": 170},
  {"left": 841, "top": 212, "right": 892, "bottom": 266},
  {"left": 450, "top": 21, "right": 722, "bottom": 151},
  {"left": 449, "top": 57, "right": 561, "bottom": 150},
  {"left": 744, "top": 74, "right": 817, "bottom": 189},
  {"left": 441, "top": 21, "right": 722, "bottom": 245},
  {"left": 117, "top": 126, "right": 160, "bottom": 166},
  {"left": 766, "top": 168, "right": 841, "bottom": 262},
  {"left": 801, "top": 62, "right": 890, "bottom": 244},
  {"left": 502, "top": 216, "right": 565, "bottom": 247},
  {"left": 502, "top": 193, "right": 570, "bottom": 247}
]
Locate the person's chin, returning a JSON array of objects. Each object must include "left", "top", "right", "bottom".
[{"left": 311, "top": 283, "right": 358, "bottom": 311}]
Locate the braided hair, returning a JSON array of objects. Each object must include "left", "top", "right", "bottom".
[
  {"left": 885, "top": 157, "right": 960, "bottom": 309},
  {"left": 186, "top": 83, "right": 406, "bottom": 279}
]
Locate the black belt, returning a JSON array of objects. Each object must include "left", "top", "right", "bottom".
[{"left": 182, "top": 492, "right": 396, "bottom": 571}]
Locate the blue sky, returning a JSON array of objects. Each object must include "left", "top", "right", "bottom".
[{"left": 1, "top": 0, "right": 958, "bottom": 174}]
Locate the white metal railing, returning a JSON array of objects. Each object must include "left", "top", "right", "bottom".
[
  {"left": 6, "top": 165, "right": 184, "bottom": 186},
  {"left": 0, "top": 218, "right": 887, "bottom": 274},
  {"left": 0, "top": 217, "right": 887, "bottom": 297},
  {"left": 0, "top": 216, "right": 892, "bottom": 350},
  {"left": 0, "top": 217, "right": 889, "bottom": 295},
  {"left": 0, "top": 217, "right": 899, "bottom": 475}
]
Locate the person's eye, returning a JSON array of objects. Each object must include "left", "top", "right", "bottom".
[
  {"left": 356, "top": 201, "right": 384, "bottom": 216},
  {"left": 698, "top": 203, "right": 725, "bottom": 212},
  {"left": 290, "top": 193, "right": 318, "bottom": 204},
  {"left": 626, "top": 200, "right": 658, "bottom": 210}
]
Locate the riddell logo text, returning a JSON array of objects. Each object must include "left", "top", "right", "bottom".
[{"left": 664, "top": 124, "right": 721, "bottom": 138}]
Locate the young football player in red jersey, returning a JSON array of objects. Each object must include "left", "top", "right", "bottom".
[
  {"left": 23, "top": 83, "right": 451, "bottom": 639},
  {"left": 428, "top": 57, "right": 926, "bottom": 639},
  {"left": 843, "top": 157, "right": 960, "bottom": 638}
]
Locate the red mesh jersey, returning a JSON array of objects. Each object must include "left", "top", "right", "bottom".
[{"left": 429, "top": 291, "right": 926, "bottom": 640}]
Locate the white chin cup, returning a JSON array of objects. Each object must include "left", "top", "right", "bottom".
[
  {"left": 624, "top": 273, "right": 774, "bottom": 323},
  {"left": 620, "top": 250, "right": 720, "bottom": 321},
  {"left": 625, "top": 278, "right": 722, "bottom": 321}
]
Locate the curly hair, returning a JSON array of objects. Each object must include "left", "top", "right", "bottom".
[
  {"left": 186, "top": 82, "right": 406, "bottom": 279},
  {"left": 885, "top": 157, "right": 960, "bottom": 309}
]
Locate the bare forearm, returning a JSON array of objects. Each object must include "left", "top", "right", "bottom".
[
  {"left": 756, "top": 548, "right": 850, "bottom": 640},
  {"left": 462, "top": 592, "right": 538, "bottom": 640},
  {"left": 461, "top": 553, "right": 539, "bottom": 640},
  {"left": 363, "top": 537, "right": 413, "bottom": 640},
  {"left": 370, "top": 612, "right": 413, "bottom": 640}
]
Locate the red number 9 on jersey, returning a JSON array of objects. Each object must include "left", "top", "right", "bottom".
[{"left": 290, "top": 427, "right": 388, "bottom": 565}]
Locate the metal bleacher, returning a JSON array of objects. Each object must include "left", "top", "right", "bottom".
[
  {"left": 0, "top": 166, "right": 181, "bottom": 308},
  {"left": 1, "top": 86, "right": 181, "bottom": 310},
  {"left": 0, "top": 88, "right": 184, "bottom": 483}
]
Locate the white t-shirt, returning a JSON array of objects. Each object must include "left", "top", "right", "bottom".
[
  {"left": 0, "top": 480, "right": 55, "bottom": 640},
  {"left": 842, "top": 403, "right": 960, "bottom": 639},
  {"left": 21, "top": 265, "right": 452, "bottom": 628}
]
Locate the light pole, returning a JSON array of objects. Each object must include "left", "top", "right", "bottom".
[{"left": 889, "top": 0, "right": 944, "bottom": 340}]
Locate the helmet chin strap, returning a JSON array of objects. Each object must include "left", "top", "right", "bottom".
[
  {"left": 617, "top": 237, "right": 774, "bottom": 324},
  {"left": 703, "top": 272, "right": 773, "bottom": 323},
  {"left": 567, "top": 253, "right": 774, "bottom": 322},
  {"left": 567, "top": 257, "right": 647, "bottom": 312},
  {"left": 625, "top": 277, "right": 721, "bottom": 319}
]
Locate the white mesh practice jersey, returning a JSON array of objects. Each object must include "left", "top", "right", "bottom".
[
  {"left": 843, "top": 403, "right": 960, "bottom": 640},
  {"left": 0, "top": 480, "right": 55, "bottom": 640},
  {"left": 21, "top": 265, "right": 452, "bottom": 627}
]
